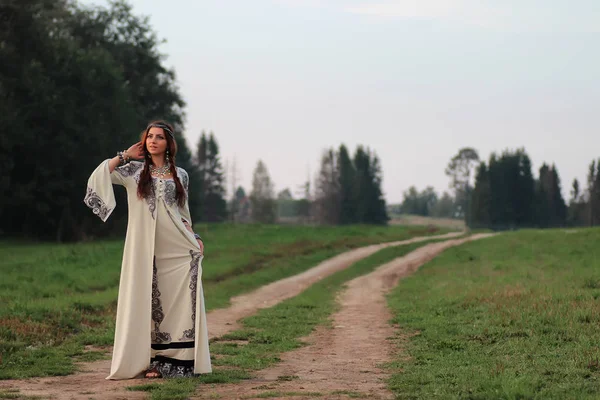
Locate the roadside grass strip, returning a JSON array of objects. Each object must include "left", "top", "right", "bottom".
[{"left": 386, "top": 228, "right": 600, "bottom": 399}]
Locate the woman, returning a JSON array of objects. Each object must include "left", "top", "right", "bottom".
[{"left": 84, "top": 121, "right": 212, "bottom": 380}]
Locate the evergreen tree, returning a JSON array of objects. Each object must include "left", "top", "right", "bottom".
[
  {"left": 314, "top": 148, "right": 340, "bottom": 224},
  {"left": 550, "top": 165, "right": 567, "bottom": 227},
  {"left": 485, "top": 149, "right": 535, "bottom": 229},
  {"left": 469, "top": 162, "right": 491, "bottom": 228},
  {"left": 195, "top": 132, "right": 227, "bottom": 222},
  {"left": 0, "top": 0, "right": 185, "bottom": 241},
  {"left": 586, "top": 160, "right": 599, "bottom": 226},
  {"left": 535, "top": 164, "right": 552, "bottom": 228},
  {"left": 250, "top": 160, "right": 277, "bottom": 223},
  {"left": 337, "top": 144, "right": 356, "bottom": 224},
  {"left": 567, "top": 178, "right": 586, "bottom": 227}
]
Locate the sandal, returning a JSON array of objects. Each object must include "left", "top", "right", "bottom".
[{"left": 144, "top": 366, "right": 162, "bottom": 379}]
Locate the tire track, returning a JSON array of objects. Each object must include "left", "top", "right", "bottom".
[
  {"left": 196, "top": 234, "right": 495, "bottom": 400},
  {"left": 0, "top": 232, "right": 463, "bottom": 400}
]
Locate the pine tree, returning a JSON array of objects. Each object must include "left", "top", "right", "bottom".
[
  {"left": 568, "top": 178, "right": 585, "bottom": 226},
  {"left": 469, "top": 162, "right": 491, "bottom": 228},
  {"left": 535, "top": 164, "right": 552, "bottom": 228},
  {"left": 314, "top": 148, "right": 340, "bottom": 224},
  {"left": 195, "top": 132, "right": 227, "bottom": 222},
  {"left": 550, "top": 164, "right": 567, "bottom": 227},
  {"left": 353, "top": 146, "right": 388, "bottom": 224},
  {"left": 250, "top": 160, "right": 277, "bottom": 223},
  {"left": 586, "top": 160, "right": 597, "bottom": 226},
  {"left": 337, "top": 144, "right": 356, "bottom": 224}
]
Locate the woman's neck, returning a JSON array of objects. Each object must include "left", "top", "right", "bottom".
[{"left": 151, "top": 155, "right": 167, "bottom": 167}]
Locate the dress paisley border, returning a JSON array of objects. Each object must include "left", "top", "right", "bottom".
[
  {"left": 180, "top": 250, "right": 200, "bottom": 341},
  {"left": 151, "top": 257, "right": 172, "bottom": 344},
  {"left": 84, "top": 187, "right": 110, "bottom": 220}
]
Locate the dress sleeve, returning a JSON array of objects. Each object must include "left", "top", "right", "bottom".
[
  {"left": 83, "top": 160, "right": 142, "bottom": 222},
  {"left": 84, "top": 159, "right": 118, "bottom": 222},
  {"left": 178, "top": 168, "right": 193, "bottom": 226}
]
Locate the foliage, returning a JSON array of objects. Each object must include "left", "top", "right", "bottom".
[
  {"left": 195, "top": 131, "right": 227, "bottom": 222},
  {"left": 250, "top": 160, "right": 277, "bottom": 223},
  {"left": 0, "top": 0, "right": 186, "bottom": 241},
  {"left": 314, "top": 144, "right": 388, "bottom": 225}
]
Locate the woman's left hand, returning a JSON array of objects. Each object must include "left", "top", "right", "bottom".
[{"left": 197, "top": 239, "right": 204, "bottom": 255}]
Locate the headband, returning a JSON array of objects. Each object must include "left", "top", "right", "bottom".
[{"left": 147, "top": 123, "right": 174, "bottom": 138}]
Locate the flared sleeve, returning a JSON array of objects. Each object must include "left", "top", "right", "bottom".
[{"left": 83, "top": 159, "right": 127, "bottom": 222}]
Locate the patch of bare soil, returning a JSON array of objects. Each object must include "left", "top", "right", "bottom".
[
  {"left": 0, "top": 232, "right": 464, "bottom": 400},
  {"left": 194, "top": 234, "right": 494, "bottom": 400}
]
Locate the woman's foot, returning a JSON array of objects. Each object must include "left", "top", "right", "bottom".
[{"left": 144, "top": 366, "right": 162, "bottom": 379}]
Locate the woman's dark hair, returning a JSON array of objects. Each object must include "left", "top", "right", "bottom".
[{"left": 137, "top": 120, "right": 186, "bottom": 207}]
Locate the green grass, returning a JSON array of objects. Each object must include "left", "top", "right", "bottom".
[
  {"left": 0, "top": 389, "right": 41, "bottom": 399},
  {"left": 0, "top": 223, "right": 447, "bottom": 379},
  {"left": 386, "top": 227, "right": 600, "bottom": 399},
  {"left": 133, "top": 237, "right": 451, "bottom": 399}
]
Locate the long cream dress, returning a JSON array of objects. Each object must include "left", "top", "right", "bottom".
[{"left": 84, "top": 160, "right": 212, "bottom": 380}]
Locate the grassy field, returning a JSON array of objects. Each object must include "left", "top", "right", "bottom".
[
  {"left": 387, "top": 228, "right": 600, "bottom": 399},
  {"left": 0, "top": 223, "right": 444, "bottom": 379},
  {"left": 389, "top": 214, "right": 466, "bottom": 231},
  {"left": 128, "top": 237, "right": 450, "bottom": 399}
]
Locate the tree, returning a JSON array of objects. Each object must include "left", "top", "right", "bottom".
[
  {"left": 400, "top": 186, "right": 438, "bottom": 216},
  {"left": 430, "top": 191, "right": 456, "bottom": 218},
  {"left": 250, "top": 160, "right": 277, "bottom": 223},
  {"left": 469, "top": 162, "right": 491, "bottom": 228},
  {"left": 195, "top": 131, "right": 227, "bottom": 222},
  {"left": 568, "top": 178, "right": 586, "bottom": 227},
  {"left": 445, "top": 148, "right": 480, "bottom": 224},
  {"left": 0, "top": 0, "right": 187, "bottom": 241},
  {"left": 337, "top": 144, "right": 356, "bottom": 224},
  {"left": 534, "top": 163, "right": 566, "bottom": 228},
  {"left": 277, "top": 188, "right": 293, "bottom": 201},
  {"left": 353, "top": 146, "right": 388, "bottom": 224},
  {"left": 314, "top": 148, "right": 340, "bottom": 224},
  {"left": 231, "top": 186, "right": 250, "bottom": 222}
]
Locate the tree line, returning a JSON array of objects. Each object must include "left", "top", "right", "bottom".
[
  {"left": 1, "top": 0, "right": 190, "bottom": 241},
  {"left": 400, "top": 146, "right": 599, "bottom": 230},
  {"left": 0, "top": 0, "right": 389, "bottom": 241}
]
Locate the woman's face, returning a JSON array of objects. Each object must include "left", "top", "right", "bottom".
[{"left": 146, "top": 127, "right": 168, "bottom": 157}]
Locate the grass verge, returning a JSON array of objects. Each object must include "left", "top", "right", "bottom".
[
  {"left": 132, "top": 237, "right": 452, "bottom": 399},
  {"left": 386, "top": 228, "right": 600, "bottom": 399}
]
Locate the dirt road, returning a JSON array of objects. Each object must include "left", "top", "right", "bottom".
[
  {"left": 0, "top": 232, "right": 470, "bottom": 400},
  {"left": 194, "top": 234, "right": 494, "bottom": 400}
]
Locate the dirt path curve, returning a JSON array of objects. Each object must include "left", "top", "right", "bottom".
[
  {"left": 206, "top": 231, "right": 462, "bottom": 338},
  {"left": 194, "top": 233, "right": 495, "bottom": 400},
  {"left": 0, "top": 232, "right": 463, "bottom": 400}
]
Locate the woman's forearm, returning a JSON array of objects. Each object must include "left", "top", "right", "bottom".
[
  {"left": 108, "top": 150, "right": 131, "bottom": 173},
  {"left": 108, "top": 155, "right": 121, "bottom": 173}
]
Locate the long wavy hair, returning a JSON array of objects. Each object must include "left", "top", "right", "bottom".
[{"left": 137, "top": 120, "right": 186, "bottom": 207}]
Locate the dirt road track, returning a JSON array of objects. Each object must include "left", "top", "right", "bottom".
[
  {"left": 0, "top": 232, "right": 466, "bottom": 400},
  {"left": 194, "top": 233, "right": 495, "bottom": 400}
]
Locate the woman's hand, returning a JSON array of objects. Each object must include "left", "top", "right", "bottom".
[
  {"left": 125, "top": 142, "right": 144, "bottom": 160},
  {"left": 197, "top": 239, "right": 204, "bottom": 255}
]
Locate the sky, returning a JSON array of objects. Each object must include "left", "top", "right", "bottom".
[{"left": 81, "top": 0, "right": 600, "bottom": 203}]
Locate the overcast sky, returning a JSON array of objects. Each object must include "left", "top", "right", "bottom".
[{"left": 82, "top": 0, "right": 600, "bottom": 203}]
